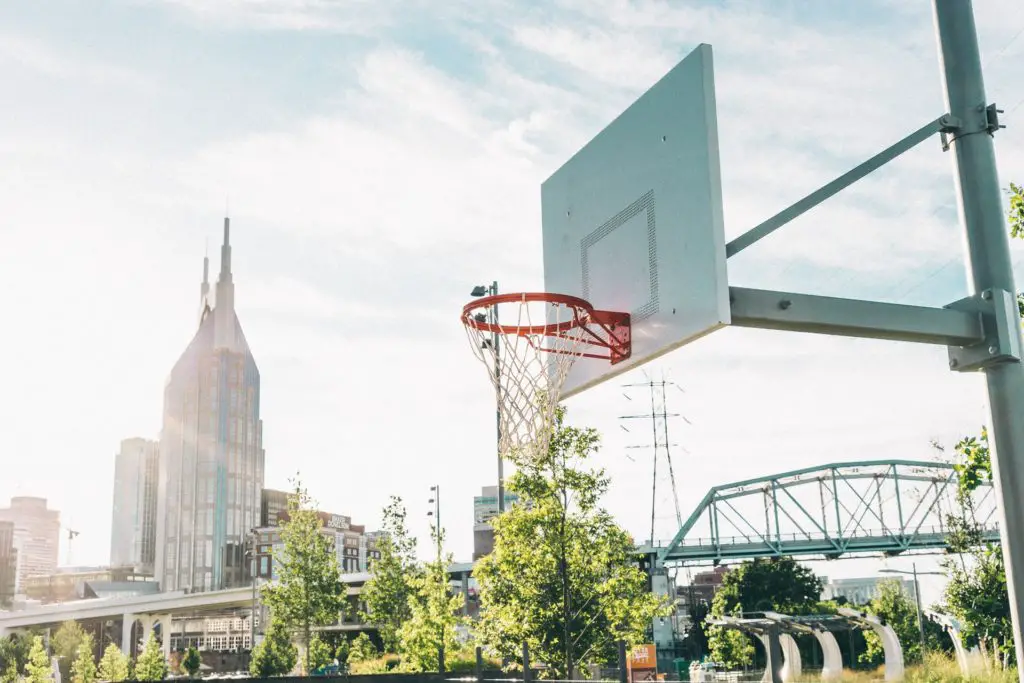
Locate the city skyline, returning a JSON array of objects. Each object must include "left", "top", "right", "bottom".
[{"left": 1, "top": 0, "right": 1023, "bottom": 607}]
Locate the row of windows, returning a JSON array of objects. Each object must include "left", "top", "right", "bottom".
[{"left": 173, "top": 635, "right": 251, "bottom": 652}]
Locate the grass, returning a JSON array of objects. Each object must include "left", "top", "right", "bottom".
[{"left": 801, "top": 653, "right": 1017, "bottom": 683}]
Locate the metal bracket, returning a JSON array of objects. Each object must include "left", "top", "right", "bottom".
[
  {"left": 946, "top": 289, "right": 1022, "bottom": 371},
  {"left": 940, "top": 104, "right": 1004, "bottom": 151}
]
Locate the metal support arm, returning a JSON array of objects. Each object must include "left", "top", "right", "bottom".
[
  {"left": 729, "top": 287, "right": 984, "bottom": 346},
  {"left": 726, "top": 116, "right": 955, "bottom": 257}
]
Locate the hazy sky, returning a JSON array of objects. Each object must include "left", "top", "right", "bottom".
[{"left": 1, "top": 0, "right": 1022, "bottom": 605}]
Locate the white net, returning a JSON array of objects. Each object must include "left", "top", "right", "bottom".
[{"left": 463, "top": 294, "right": 591, "bottom": 462}]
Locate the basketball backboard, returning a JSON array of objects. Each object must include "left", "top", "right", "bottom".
[{"left": 541, "top": 43, "right": 729, "bottom": 398}]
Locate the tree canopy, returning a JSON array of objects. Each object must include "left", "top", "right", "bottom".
[
  {"left": 249, "top": 618, "right": 298, "bottom": 678},
  {"left": 133, "top": 638, "right": 167, "bottom": 682},
  {"left": 261, "top": 477, "right": 344, "bottom": 674},
  {"left": 475, "top": 407, "right": 670, "bottom": 679},
  {"left": 361, "top": 496, "right": 420, "bottom": 653},
  {"left": 97, "top": 644, "right": 130, "bottom": 683},
  {"left": 69, "top": 634, "right": 96, "bottom": 683}
]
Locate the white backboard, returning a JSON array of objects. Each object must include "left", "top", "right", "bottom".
[{"left": 542, "top": 43, "right": 729, "bottom": 398}]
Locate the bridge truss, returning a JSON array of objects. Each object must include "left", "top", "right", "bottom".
[{"left": 657, "top": 460, "right": 999, "bottom": 566}]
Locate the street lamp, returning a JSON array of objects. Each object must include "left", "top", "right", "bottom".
[
  {"left": 427, "top": 485, "right": 444, "bottom": 672},
  {"left": 470, "top": 281, "right": 504, "bottom": 513},
  {"left": 879, "top": 563, "right": 944, "bottom": 659}
]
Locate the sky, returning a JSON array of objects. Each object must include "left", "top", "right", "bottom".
[{"left": 1, "top": 0, "right": 1023, "bottom": 608}]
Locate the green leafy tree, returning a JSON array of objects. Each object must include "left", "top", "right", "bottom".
[
  {"left": 52, "top": 621, "right": 87, "bottom": 681},
  {"left": 361, "top": 496, "right": 420, "bottom": 652},
  {"left": 249, "top": 619, "right": 298, "bottom": 678},
  {"left": 398, "top": 534, "right": 464, "bottom": 672},
  {"left": 946, "top": 544, "right": 1014, "bottom": 666},
  {"left": 133, "top": 637, "right": 167, "bottom": 682},
  {"left": 1008, "top": 182, "right": 1023, "bottom": 240},
  {"left": 181, "top": 646, "right": 201, "bottom": 678},
  {"left": 24, "top": 635, "right": 51, "bottom": 683},
  {"left": 334, "top": 638, "right": 350, "bottom": 666},
  {"left": 706, "top": 557, "right": 823, "bottom": 668},
  {"left": 859, "top": 580, "right": 930, "bottom": 666},
  {"left": 707, "top": 629, "right": 754, "bottom": 670},
  {"left": 347, "top": 633, "right": 378, "bottom": 665},
  {"left": 70, "top": 634, "right": 96, "bottom": 683},
  {"left": 0, "top": 634, "right": 32, "bottom": 683},
  {"left": 476, "top": 407, "right": 670, "bottom": 679},
  {"left": 97, "top": 643, "right": 130, "bottom": 683},
  {"left": 306, "top": 635, "right": 333, "bottom": 673},
  {"left": 261, "top": 477, "right": 344, "bottom": 674}
]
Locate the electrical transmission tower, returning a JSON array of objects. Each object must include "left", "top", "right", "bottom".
[{"left": 620, "top": 372, "right": 688, "bottom": 545}]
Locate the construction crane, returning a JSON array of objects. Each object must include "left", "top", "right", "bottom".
[{"left": 63, "top": 526, "right": 80, "bottom": 567}]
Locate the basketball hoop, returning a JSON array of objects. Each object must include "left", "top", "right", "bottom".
[{"left": 461, "top": 292, "right": 630, "bottom": 462}]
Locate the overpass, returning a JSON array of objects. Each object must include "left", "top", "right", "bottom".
[
  {"left": 0, "top": 563, "right": 477, "bottom": 654},
  {"left": 656, "top": 459, "right": 999, "bottom": 565}
]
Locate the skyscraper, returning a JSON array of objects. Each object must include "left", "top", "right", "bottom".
[
  {"left": 0, "top": 497, "right": 60, "bottom": 592},
  {"left": 155, "top": 219, "right": 265, "bottom": 593},
  {"left": 0, "top": 521, "right": 16, "bottom": 607},
  {"left": 110, "top": 438, "right": 160, "bottom": 574}
]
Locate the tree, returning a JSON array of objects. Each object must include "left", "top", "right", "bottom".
[
  {"left": 261, "top": 477, "right": 344, "bottom": 674},
  {"left": 181, "top": 646, "right": 201, "bottom": 678},
  {"left": 306, "top": 635, "right": 333, "bottom": 673},
  {"left": 859, "top": 579, "right": 933, "bottom": 666},
  {"left": 70, "top": 634, "right": 96, "bottom": 683},
  {"left": 347, "top": 633, "right": 378, "bottom": 665},
  {"left": 946, "top": 544, "right": 1014, "bottom": 667},
  {"left": 361, "top": 496, "right": 420, "bottom": 652},
  {"left": 706, "top": 557, "right": 823, "bottom": 668},
  {"left": 97, "top": 644, "right": 130, "bottom": 683},
  {"left": 249, "top": 619, "right": 298, "bottom": 678},
  {"left": 0, "top": 634, "right": 32, "bottom": 683},
  {"left": 52, "top": 621, "right": 87, "bottom": 681},
  {"left": 398, "top": 536, "right": 464, "bottom": 672},
  {"left": 334, "top": 638, "right": 350, "bottom": 666},
  {"left": 476, "top": 407, "right": 671, "bottom": 679},
  {"left": 24, "top": 635, "right": 51, "bottom": 683},
  {"left": 133, "top": 637, "right": 167, "bottom": 682}
]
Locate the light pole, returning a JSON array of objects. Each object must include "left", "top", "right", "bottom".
[
  {"left": 879, "top": 564, "right": 944, "bottom": 659},
  {"left": 246, "top": 528, "right": 259, "bottom": 650},
  {"left": 470, "top": 281, "right": 504, "bottom": 513},
  {"left": 427, "top": 485, "right": 443, "bottom": 672}
]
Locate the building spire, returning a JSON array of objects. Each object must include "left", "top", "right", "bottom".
[
  {"left": 198, "top": 245, "right": 211, "bottom": 325},
  {"left": 214, "top": 215, "right": 237, "bottom": 349}
]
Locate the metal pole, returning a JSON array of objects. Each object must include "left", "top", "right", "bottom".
[
  {"left": 249, "top": 529, "right": 256, "bottom": 650},
  {"left": 618, "top": 640, "right": 628, "bottom": 683},
  {"left": 492, "top": 280, "right": 504, "bottom": 514},
  {"left": 934, "top": 1, "right": 1024, "bottom": 673},
  {"left": 913, "top": 563, "right": 926, "bottom": 660}
]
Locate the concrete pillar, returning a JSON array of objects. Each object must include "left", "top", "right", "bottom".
[
  {"left": 160, "top": 615, "right": 172, "bottom": 660},
  {"left": 812, "top": 630, "right": 843, "bottom": 681},
  {"left": 121, "top": 614, "right": 136, "bottom": 655},
  {"left": 779, "top": 634, "right": 801, "bottom": 682},
  {"left": 650, "top": 566, "right": 673, "bottom": 669}
]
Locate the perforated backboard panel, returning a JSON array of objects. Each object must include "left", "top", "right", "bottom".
[{"left": 542, "top": 43, "right": 729, "bottom": 398}]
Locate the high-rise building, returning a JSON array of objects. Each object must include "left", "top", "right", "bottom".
[
  {"left": 0, "top": 521, "right": 16, "bottom": 607},
  {"left": 0, "top": 497, "right": 60, "bottom": 592},
  {"left": 260, "top": 488, "right": 289, "bottom": 528},
  {"left": 110, "top": 438, "right": 160, "bottom": 574},
  {"left": 155, "top": 219, "right": 265, "bottom": 593},
  {"left": 472, "top": 485, "right": 518, "bottom": 560}
]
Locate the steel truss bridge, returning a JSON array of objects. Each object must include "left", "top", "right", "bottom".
[{"left": 656, "top": 460, "right": 1000, "bottom": 565}]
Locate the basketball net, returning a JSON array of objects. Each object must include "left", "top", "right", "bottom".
[{"left": 463, "top": 296, "right": 591, "bottom": 463}]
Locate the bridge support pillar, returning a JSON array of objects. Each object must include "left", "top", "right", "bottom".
[
  {"left": 121, "top": 614, "right": 136, "bottom": 655},
  {"left": 650, "top": 564, "right": 673, "bottom": 669}
]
